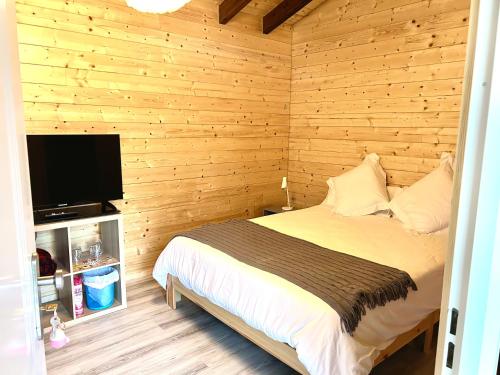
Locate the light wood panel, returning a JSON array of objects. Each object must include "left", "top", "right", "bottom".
[
  {"left": 16, "top": 0, "right": 292, "bottom": 280},
  {"left": 17, "top": 0, "right": 470, "bottom": 279},
  {"left": 289, "top": 0, "right": 469, "bottom": 207}
]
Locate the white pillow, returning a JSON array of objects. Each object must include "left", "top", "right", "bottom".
[
  {"left": 372, "top": 186, "right": 404, "bottom": 217},
  {"left": 440, "top": 152, "right": 453, "bottom": 169},
  {"left": 331, "top": 153, "right": 389, "bottom": 216},
  {"left": 387, "top": 185, "right": 404, "bottom": 200},
  {"left": 321, "top": 177, "right": 336, "bottom": 206},
  {"left": 389, "top": 162, "right": 453, "bottom": 233}
]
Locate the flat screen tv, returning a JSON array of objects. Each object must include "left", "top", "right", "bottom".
[{"left": 27, "top": 134, "right": 123, "bottom": 211}]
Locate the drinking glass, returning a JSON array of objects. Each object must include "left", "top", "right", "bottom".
[
  {"left": 89, "top": 240, "right": 103, "bottom": 263},
  {"left": 72, "top": 247, "right": 83, "bottom": 265}
]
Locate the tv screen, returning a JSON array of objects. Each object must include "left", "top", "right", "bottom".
[{"left": 27, "top": 135, "right": 123, "bottom": 210}]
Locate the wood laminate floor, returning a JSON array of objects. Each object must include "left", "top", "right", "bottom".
[{"left": 45, "top": 278, "right": 437, "bottom": 374}]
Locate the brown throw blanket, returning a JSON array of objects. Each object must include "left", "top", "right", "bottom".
[{"left": 177, "top": 220, "right": 417, "bottom": 335}]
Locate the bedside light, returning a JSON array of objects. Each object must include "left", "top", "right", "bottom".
[{"left": 281, "top": 177, "right": 293, "bottom": 211}]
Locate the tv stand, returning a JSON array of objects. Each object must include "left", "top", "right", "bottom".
[
  {"left": 35, "top": 213, "right": 127, "bottom": 332},
  {"left": 34, "top": 201, "right": 120, "bottom": 224}
]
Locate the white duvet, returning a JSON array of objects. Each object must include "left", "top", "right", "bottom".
[{"left": 152, "top": 205, "right": 447, "bottom": 375}]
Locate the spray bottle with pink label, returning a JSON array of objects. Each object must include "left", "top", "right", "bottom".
[{"left": 73, "top": 274, "right": 84, "bottom": 317}]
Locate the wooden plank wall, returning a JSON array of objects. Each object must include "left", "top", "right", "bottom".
[
  {"left": 16, "top": 0, "right": 470, "bottom": 278},
  {"left": 16, "top": 0, "right": 292, "bottom": 280},
  {"left": 289, "top": 0, "right": 470, "bottom": 206}
]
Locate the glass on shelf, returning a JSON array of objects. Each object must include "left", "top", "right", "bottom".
[
  {"left": 72, "top": 247, "right": 83, "bottom": 265},
  {"left": 72, "top": 240, "right": 116, "bottom": 273},
  {"left": 89, "top": 240, "right": 103, "bottom": 263}
]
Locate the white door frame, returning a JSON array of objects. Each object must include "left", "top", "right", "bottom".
[
  {"left": 0, "top": 0, "right": 46, "bottom": 373},
  {"left": 435, "top": 0, "right": 500, "bottom": 373}
]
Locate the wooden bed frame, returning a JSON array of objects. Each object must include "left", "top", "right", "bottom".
[{"left": 166, "top": 274, "right": 439, "bottom": 374}]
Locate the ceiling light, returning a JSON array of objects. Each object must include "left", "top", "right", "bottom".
[{"left": 125, "top": 0, "right": 191, "bottom": 13}]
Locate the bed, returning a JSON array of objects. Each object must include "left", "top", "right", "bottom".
[{"left": 152, "top": 205, "right": 447, "bottom": 374}]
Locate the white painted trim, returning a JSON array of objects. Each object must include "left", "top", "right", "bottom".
[
  {"left": 435, "top": 0, "right": 500, "bottom": 373},
  {"left": 0, "top": 0, "right": 46, "bottom": 373},
  {"left": 35, "top": 213, "right": 122, "bottom": 232}
]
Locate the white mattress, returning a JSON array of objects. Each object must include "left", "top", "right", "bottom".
[{"left": 152, "top": 205, "right": 447, "bottom": 375}]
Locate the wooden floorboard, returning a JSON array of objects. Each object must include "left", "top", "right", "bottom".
[{"left": 45, "top": 277, "right": 436, "bottom": 374}]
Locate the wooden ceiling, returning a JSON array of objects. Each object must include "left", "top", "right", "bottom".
[{"left": 219, "top": 0, "right": 326, "bottom": 33}]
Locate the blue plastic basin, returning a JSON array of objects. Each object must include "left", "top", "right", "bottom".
[{"left": 82, "top": 267, "right": 117, "bottom": 310}]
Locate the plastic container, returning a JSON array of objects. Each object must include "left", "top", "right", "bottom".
[{"left": 82, "top": 267, "right": 119, "bottom": 310}]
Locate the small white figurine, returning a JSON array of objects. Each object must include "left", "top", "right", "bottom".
[{"left": 49, "top": 310, "right": 69, "bottom": 349}]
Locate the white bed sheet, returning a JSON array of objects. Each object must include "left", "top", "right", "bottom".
[{"left": 152, "top": 205, "right": 447, "bottom": 375}]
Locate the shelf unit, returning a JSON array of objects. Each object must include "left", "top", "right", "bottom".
[{"left": 35, "top": 213, "right": 127, "bottom": 332}]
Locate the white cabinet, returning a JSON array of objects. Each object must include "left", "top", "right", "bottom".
[{"left": 35, "top": 214, "right": 127, "bottom": 331}]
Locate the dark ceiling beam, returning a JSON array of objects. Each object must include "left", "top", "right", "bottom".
[
  {"left": 218, "top": 0, "right": 253, "bottom": 24},
  {"left": 262, "top": 0, "right": 312, "bottom": 34}
]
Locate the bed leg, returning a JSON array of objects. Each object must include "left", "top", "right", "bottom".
[
  {"left": 423, "top": 324, "right": 434, "bottom": 353},
  {"left": 166, "top": 274, "right": 176, "bottom": 310}
]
